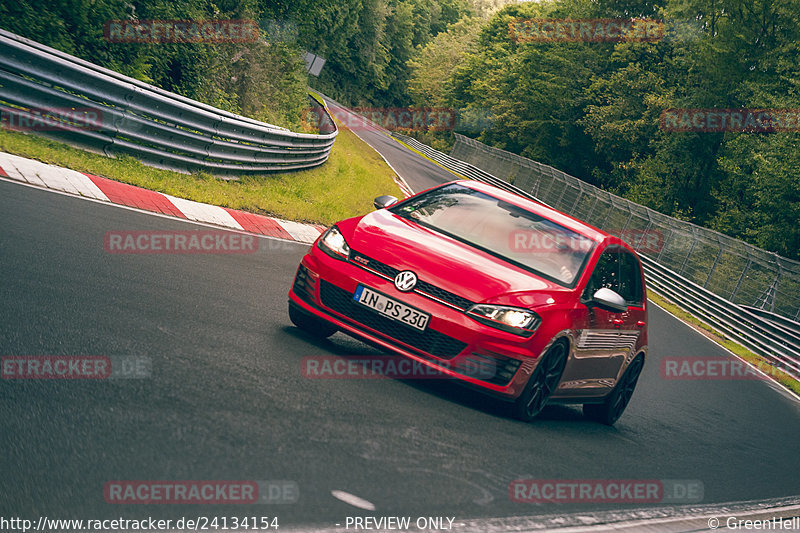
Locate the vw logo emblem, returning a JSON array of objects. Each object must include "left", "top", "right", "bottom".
[{"left": 394, "top": 270, "right": 418, "bottom": 292}]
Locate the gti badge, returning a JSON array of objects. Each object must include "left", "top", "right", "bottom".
[{"left": 394, "top": 270, "right": 418, "bottom": 292}]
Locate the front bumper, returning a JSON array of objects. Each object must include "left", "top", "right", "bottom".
[{"left": 288, "top": 245, "right": 552, "bottom": 400}]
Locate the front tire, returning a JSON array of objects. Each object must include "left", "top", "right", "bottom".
[
  {"left": 583, "top": 354, "right": 644, "bottom": 425},
  {"left": 289, "top": 302, "right": 337, "bottom": 339},
  {"left": 511, "top": 341, "right": 568, "bottom": 422}
]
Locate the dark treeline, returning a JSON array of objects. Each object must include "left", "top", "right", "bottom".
[
  {"left": 0, "top": 0, "right": 313, "bottom": 128},
  {"left": 1, "top": 0, "right": 797, "bottom": 258},
  {"left": 406, "top": 0, "right": 800, "bottom": 260},
  {"left": 0, "top": 0, "right": 477, "bottom": 126}
]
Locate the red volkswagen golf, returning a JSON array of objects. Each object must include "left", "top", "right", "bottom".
[{"left": 288, "top": 181, "right": 648, "bottom": 425}]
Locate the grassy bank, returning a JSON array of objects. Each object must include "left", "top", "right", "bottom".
[{"left": 0, "top": 120, "right": 401, "bottom": 226}]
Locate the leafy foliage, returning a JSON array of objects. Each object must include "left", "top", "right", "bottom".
[
  {"left": 2, "top": 0, "right": 798, "bottom": 258},
  {"left": 0, "top": 0, "right": 310, "bottom": 128},
  {"left": 407, "top": 0, "right": 800, "bottom": 259}
]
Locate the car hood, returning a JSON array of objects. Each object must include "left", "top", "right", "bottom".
[{"left": 340, "top": 210, "right": 572, "bottom": 308}]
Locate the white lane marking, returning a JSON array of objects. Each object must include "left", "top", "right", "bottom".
[
  {"left": 275, "top": 218, "right": 324, "bottom": 244},
  {"left": 0, "top": 177, "right": 307, "bottom": 250},
  {"left": 322, "top": 97, "right": 414, "bottom": 195},
  {"left": 649, "top": 298, "right": 800, "bottom": 404},
  {"left": 164, "top": 194, "right": 244, "bottom": 230},
  {"left": 330, "top": 490, "right": 376, "bottom": 511},
  {"left": 0, "top": 152, "right": 322, "bottom": 240}
]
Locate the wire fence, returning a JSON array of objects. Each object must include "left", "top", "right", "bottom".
[
  {"left": 450, "top": 133, "right": 800, "bottom": 322},
  {"left": 391, "top": 131, "right": 800, "bottom": 376}
]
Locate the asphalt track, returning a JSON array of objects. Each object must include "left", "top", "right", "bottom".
[
  {"left": 1, "top": 110, "right": 800, "bottom": 529},
  {"left": 321, "top": 96, "right": 456, "bottom": 194}
]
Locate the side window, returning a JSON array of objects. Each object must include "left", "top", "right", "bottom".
[
  {"left": 618, "top": 251, "right": 643, "bottom": 306},
  {"left": 583, "top": 249, "right": 620, "bottom": 300},
  {"left": 583, "top": 247, "right": 643, "bottom": 306}
]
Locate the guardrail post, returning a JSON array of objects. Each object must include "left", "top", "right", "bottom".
[
  {"left": 730, "top": 258, "right": 752, "bottom": 302},
  {"left": 634, "top": 220, "right": 654, "bottom": 251},
  {"left": 540, "top": 168, "right": 557, "bottom": 203},
  {"left": 620, "top": 207, "right": 634, "bottom": 234},
  {"left": 757, "top": 268, "right": 782, "bottom": 313},
  {"left": 703, "top": 244, "right": 724, "bottom": 289},
  {"left": 656, "top": 229, "right": 674, "bottom": 262},
  {"left": 585, "top": 195, "right": 600, "bottom": 224},
  {"left": 554, "top": 179, "right": 570, "bottom": 209},
  {"left": 679, "top": 227, "right": 698, "bottom": 276}
]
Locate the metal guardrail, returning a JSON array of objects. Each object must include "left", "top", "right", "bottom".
[
  {"left": 741, "top": 307, "right": 800, "bottom": 338},
  {"left": 450, "top": 133, "right": 800, "bottom": 323},
  {"left": 390, "top": 131, "right": 525, "bottom": 195},
  {"left": 0, "top": 29, "right": 337, "bottom": 176},
  {"left": 392, "top": 132, "right": 800, "bottom": 379}
]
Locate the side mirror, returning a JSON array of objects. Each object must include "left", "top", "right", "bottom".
[
  {"left": 373, "top": 195, "right": 398, "bottom": 210},
  {"left": 591, "top": 287, "right": 628, "bottom": 313}
]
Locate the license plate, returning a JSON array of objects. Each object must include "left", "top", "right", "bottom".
[{"left": 353, "top": 285, "right": 430, "bottom": 331}]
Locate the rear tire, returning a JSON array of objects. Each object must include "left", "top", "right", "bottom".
[
  {"left": 583, "top": 354, "right": 644, "bottom": 425},
  {"left": 289, "top": 302, "right": 337, "bottom": 339},
  {"left": 511, "top": 341, "right": 568, "bottom": 422}
]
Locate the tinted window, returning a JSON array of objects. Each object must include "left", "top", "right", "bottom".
[
  {"left": 618, "top": 250, "right": 643, "bottom": 305},
  {"left": 583, "top": 246, "right": 643, "bottom": 305},
  {"left": 390, "top": 183, "right": 596, "bottom": 286}
]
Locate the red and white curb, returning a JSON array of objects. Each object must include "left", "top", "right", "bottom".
[
  {"left": 393, "top": 175, "right": 414, "bottom": 198},
  {"left": 0, "top": 152, "right": 327, "bottom": 244}
]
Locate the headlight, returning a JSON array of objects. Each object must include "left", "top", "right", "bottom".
[
  {"left": 467, "top": 304, "right": 541, "bottom": 336},
  {"left": 318, "top": 226, "right": 351, "bottom": 259}
]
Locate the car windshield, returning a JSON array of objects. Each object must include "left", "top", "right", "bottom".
[{"left": 391, "top": 183, "right": 596, "bottom": 286}]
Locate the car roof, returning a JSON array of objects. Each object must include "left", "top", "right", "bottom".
[{"left": 454, "top": 180, "right": 615, "bottom": 245}]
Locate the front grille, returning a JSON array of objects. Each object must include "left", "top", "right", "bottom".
[
  {"left": 349, "top": 251, "right": 474, "bottom": 310},
  {"left": 351, "top": 251, "right": 399, "bottom": 278},
  {"left": 415, "top": 280, "right": 474, "bottom": 310},
  {"left": 319, "top": 280, "right": 468, "bottom": 359}
]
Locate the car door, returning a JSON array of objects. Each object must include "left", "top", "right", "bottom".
[
  {"left": 561, "top": 245, "right": 641, "bottom": 393},
  {"left": 614, "top": 248, "right": 647, "bottom": 374}
]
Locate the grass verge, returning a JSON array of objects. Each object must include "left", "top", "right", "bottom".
[
  {"left": 0, "top": 120, "right": 401, "bottom": 226},
  {"left": 648, "top": 291, "right": 800, "bottom": 396}
]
